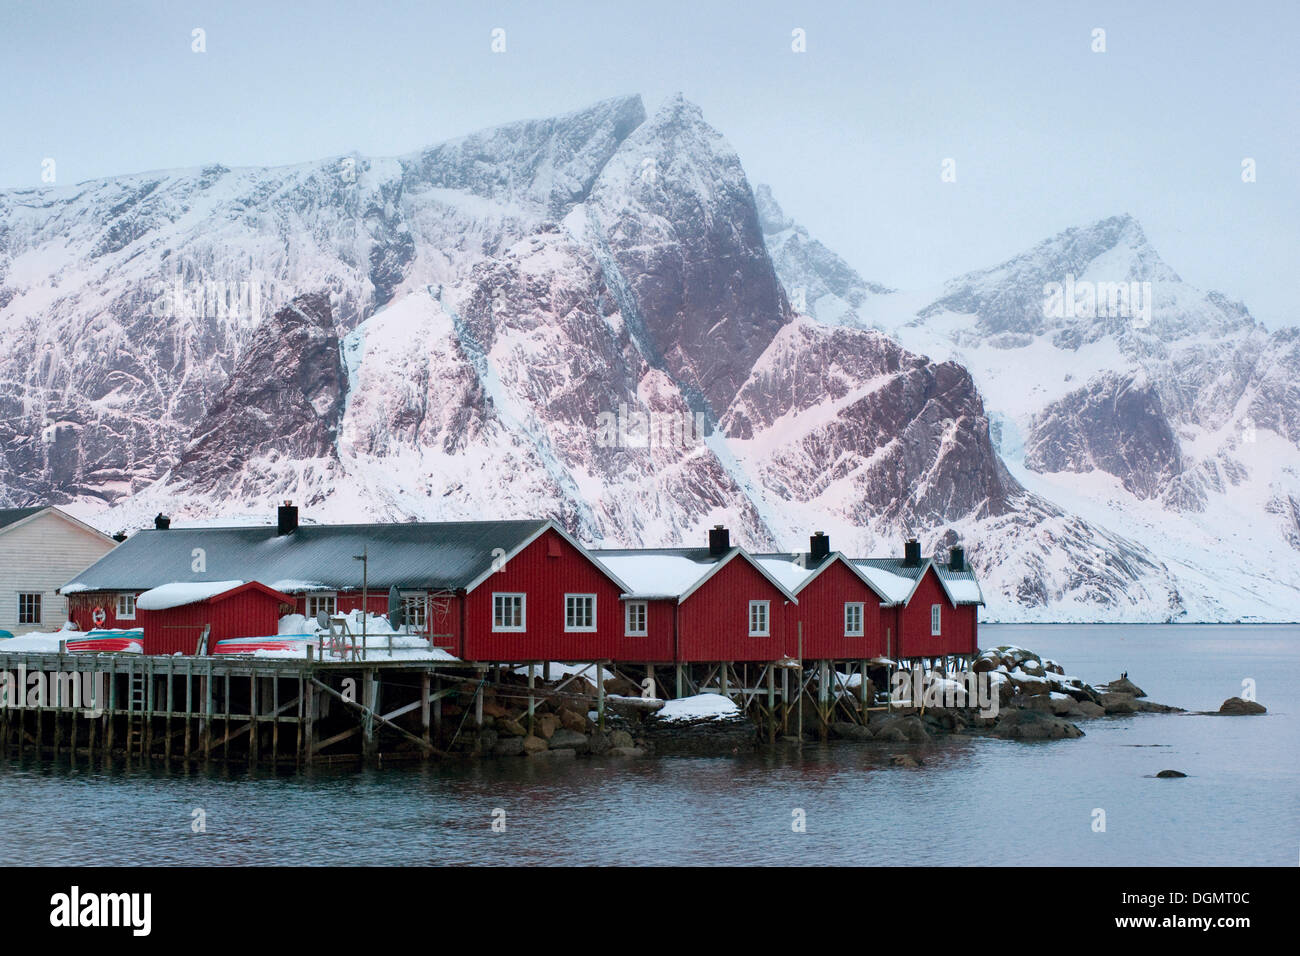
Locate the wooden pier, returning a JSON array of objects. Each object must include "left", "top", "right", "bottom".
[{"left": 0, "top": 649, "right": 974, "bottom": 766}]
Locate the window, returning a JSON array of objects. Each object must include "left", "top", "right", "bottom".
[
  {"left": 625, "top": 601, "right": 648, "bottom": 636},
  {"left": 748, "top": 600, "right": 770, "bottom": 637},
  {"left": 493, "top": 593, "right": 525, "bottom": 632},
  {"left": 116, "top": 593, "right": 136, "bottom": 620},
  {"left": 17, "top": 592, "right": 41, "bottom": 625},
  {"left": 565, "top": 594, "right": 596, "bottom": 632},
  {"left": 931, "top": 604, "right": 942, "bottom": 636},
  {"left": 844, "top": 602, "right": 864, "bottom": 637},
  {"left": 401, "top": 592, "right": 427, "bottom": 631},
  {"left": 306, "top": 592, "right": 337, "bottom": 620}
]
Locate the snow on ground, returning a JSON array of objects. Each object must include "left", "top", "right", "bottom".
[
  {"left": 656, "top": 693, "right": 741, "bottom": 722},
  {"left": 136, "top": 580, "right": 244, "bottom": 610}
]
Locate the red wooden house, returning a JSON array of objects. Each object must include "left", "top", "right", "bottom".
[
  {"left": 593, "top": 526, "right": 800, "bottom": 665},
  {"left": 135, "top": 581, "right": 296, "bottom": 655},
  {"left": 855, "top": 541, "right": 983, "bottom": 660},
  {"left": 755, "top": 534, "right": 893, "bottom": 660}
]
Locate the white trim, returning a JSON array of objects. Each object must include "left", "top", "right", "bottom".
[
  {"left": 492, "top": 592, "right": 526, "bottom": 632},
  {"left": 844, "top": 601, "right": 864, "bottom": 637},
  {"left": 116, "top": 593, "right": 137, "bottom": 621},
  {"left": 748, "top": 600, "right": 770, "bottom": 637},
  {"left": 399, "top": 590, "right": 428, "bottom": 630},
  {"left": 564, "top": 593, "right": 597, "bottom": 633},
  {"left": 625, "top": 600, "right": 648, "bottom": 637},
  {"left": 930, "top": 603, "right": 942, "bottom": 636}
]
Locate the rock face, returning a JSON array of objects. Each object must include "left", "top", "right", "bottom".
[
  {"left": 172, "top": 292, "right": 345, "bottom": 492},
  {"left": 1026, "top": 372, "right": 1183, "bottom": 499}
]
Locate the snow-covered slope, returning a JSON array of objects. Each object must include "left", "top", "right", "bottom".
[
  {"left": 765, "top": 206, "right": 1299, "bottom": 620},
  {"left": 1, "top": 95, "right": 1276, "bottom": 621}
]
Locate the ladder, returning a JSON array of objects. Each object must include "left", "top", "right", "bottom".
[{"left": 126, "top": 666, "right": 147, "bottom": 756}]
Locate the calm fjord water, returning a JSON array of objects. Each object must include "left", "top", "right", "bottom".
[{"left": 2, "top": 624, "right": 1296, "bottom": 866}]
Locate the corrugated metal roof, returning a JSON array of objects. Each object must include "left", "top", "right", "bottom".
[
  {"left": 852, "top": 557, "right": 984, "bottom": 606},
  {"left": 63, "top": 520, "right": 549, "bottom": 592},
  {"left": 0, "top": 506, "right": 45, "bottom": 531}
]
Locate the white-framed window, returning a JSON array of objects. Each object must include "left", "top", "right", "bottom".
[
  {"left": 401, "top": 591, "right": 427, "bottom": 631},
  {"left": 625, "top": 601, "right": 648, "bottom": 636},
  {"left": 493, "top": 593, "right": 525, "bottom": 632},
  {"left": 565, "top": 594, "right": 596, "bottom": 632},
  {"left": 748, "top": 600, "right": 770, "bottom": 637},
  {"left": 17, "top": 592, "right": 41, "bottom": 625},
  {"left": 116, "top": 593, "right": 136, "bottom": 620},
  {"left": 931, "top": 604, "right": 942, "bottom": 636},
  {"left": 306, "top": 592, "right": 337, "bottom": 620},
  {"left": 844, "top": 602, "right": 864, "bottom": 637}
]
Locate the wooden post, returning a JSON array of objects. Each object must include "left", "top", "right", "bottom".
[
  {"left": 184, "top": 661, "right": 193, "bottom": 762},
  {"left": 819, "top": 660, "right": 829, "bottom": 740},
  {"left": 433, "top": 676, "right": 442, "bottom": 737},
  {"left": 420, "top": 672, "right": 431, "bottom": 747},
  {"left": 596, "top": 662, "right": 605, "bottom": 731},
  {"left": 249, "top": 674, "right": 259, "bottom": 766},
  {"left": 202, "top": 667, "right": 212, "bottom": 761},
  {"left": 272, "top": 675, "right": 280, "bottom": 766},
  {"left": 767, "top": 665, "right": 776, "bottom": 743},
  {"left": 165, "top": 657, "right": 175, "bottom": 763},
  {"left": 860, "top": 659, "right": 869, "bottom": 717},
  {"left": 527, "top": 664, "right": 535, "bottom": 737},
  {"left": 675, "top": 663, "right": 683, "bottom": 699},
  {"left": 304, "top": 679, "right": 315, "bottom": 767}
]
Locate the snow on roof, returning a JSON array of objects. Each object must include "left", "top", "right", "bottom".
[
  {"left": 753, "top": 556, "right": 818, "bottom": 593},
  {"left": 853, "top": 564, "right": 916, "bottom": 604},
  {"left": 592, "top": 551, "right": 718, "bottom": 598},
  {"left": 941, "top": 577, "right": 984, "bottom": 605},
  {"left": 136, "top": 580, "right": 244, "bottom": 611}
]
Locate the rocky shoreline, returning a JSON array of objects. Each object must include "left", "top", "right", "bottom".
[{"left": 438, "top": 645, "right": 1265, "bottom": 761}]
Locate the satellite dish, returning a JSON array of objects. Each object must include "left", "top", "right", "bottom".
[
  {"left": 387, "top": 585, "right": 404, "bottom": 631},
  {"left": 316, "top": 609, "right": 330, "bottom": 631}
]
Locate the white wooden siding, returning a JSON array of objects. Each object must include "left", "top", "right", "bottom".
[{"left": 0, "top": 512, "right": 117, "bottom": 634}]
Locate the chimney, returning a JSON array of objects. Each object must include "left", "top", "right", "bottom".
[
  {"left": 708, "top": 525, "right": 731, "bottom": 556},
  {"left": 111, "top": 531, "right": 127, "bottom": 542},
  {"left": 809, "top": 531, "right": 830, "bottom": 563},
  {"left": 278, "top": 500, "right": 299, "bottom": 536},
  {"left": 949, "top": 545, "right": 965, "bottom": 572},
  {"left": 903, "top": 537, "right": 921, "bottom": 567},
  {"left": 154, "top": 513, "right": 171, "bottom": 530}
]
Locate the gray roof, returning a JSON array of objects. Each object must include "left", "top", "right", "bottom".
[
  {"left": 852, "top": 557, "right": 984, "bottom": 606},
  {"left": 63, "top": 520, "right": 550, "bottom": 593},
  {"left": 0, "top": 506, "right": 45, "bottom": 531}
]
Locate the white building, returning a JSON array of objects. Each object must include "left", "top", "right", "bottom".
[{"left": 0, "top": 507, "right": 118, "bottom": 636}]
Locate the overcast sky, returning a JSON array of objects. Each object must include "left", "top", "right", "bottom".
[{"left": 2, "top": 0, "right": 1296, "bottom": 324}]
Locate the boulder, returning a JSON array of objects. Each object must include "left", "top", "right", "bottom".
[
  {"left": 1104, "top": 675, "right": 1147, "bottom": 698},
  {"left": 477, "top": 729, "right": 499, "bottom": 751},
  {"left": 492, "top": 737, "right": 525, "bottom": 756},
  {"left": 1218, "top": 697, "right": 1266, "bottom": 715},
  {"left": 1156, "top": 769, "right": 1187, "bottom": 778},
  {"left": 609, "top": 729, "right": 635, "bottom": 749},
  {"left": 992, "top": 710, "right": 1084, "bottom": 740},
  {"left": 558, "top": 708, "right": 590, "bottom": 733},
  {"left": 607, "top": 746, "right": 647, "bottom": 757},
  {"left": 480, "top": 700, "right": 509, "bottom": 719},
  {"left": 873, "top": 715, "right": 929, "bottom": 742},
  {"left": 890, "top": 754, "right": 923, "bottom": 768},
  {"left": 548, "top": 728, "right": 590, "bottom": 753},
  {"left": 603, "top": 677, "right": 640, "bottom": 697},
  {"left": 521, "top": 735, "right": 549, "bottom": 755},
  {"left": 1100, "top": 692, "right": 1138, "bottom": 715},
  {"left": 1075, "top": 701, "right": 1106, "bottom": 718},
  {"left": 587, "top": 731, "right": 613, "bottom": 755},
  {"left": 1136, "top": 700, "right": 1184, "bottom": 713},
  {"left": 535, "top": 713, "right": 561, "bottom": 739},
  {"left": 829, "top": 721, "right": 874, "bottom": 740},
  {"left": 496, "top": 717, "right": 527, "bottom": 737}
]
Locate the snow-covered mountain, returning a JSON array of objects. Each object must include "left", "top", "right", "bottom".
[
  {"left": 757, "top": 192, "right": 1299, "bottom": 620},
  {"left": 0, "top": 93, "right": 1280, "bottom": 621}
]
